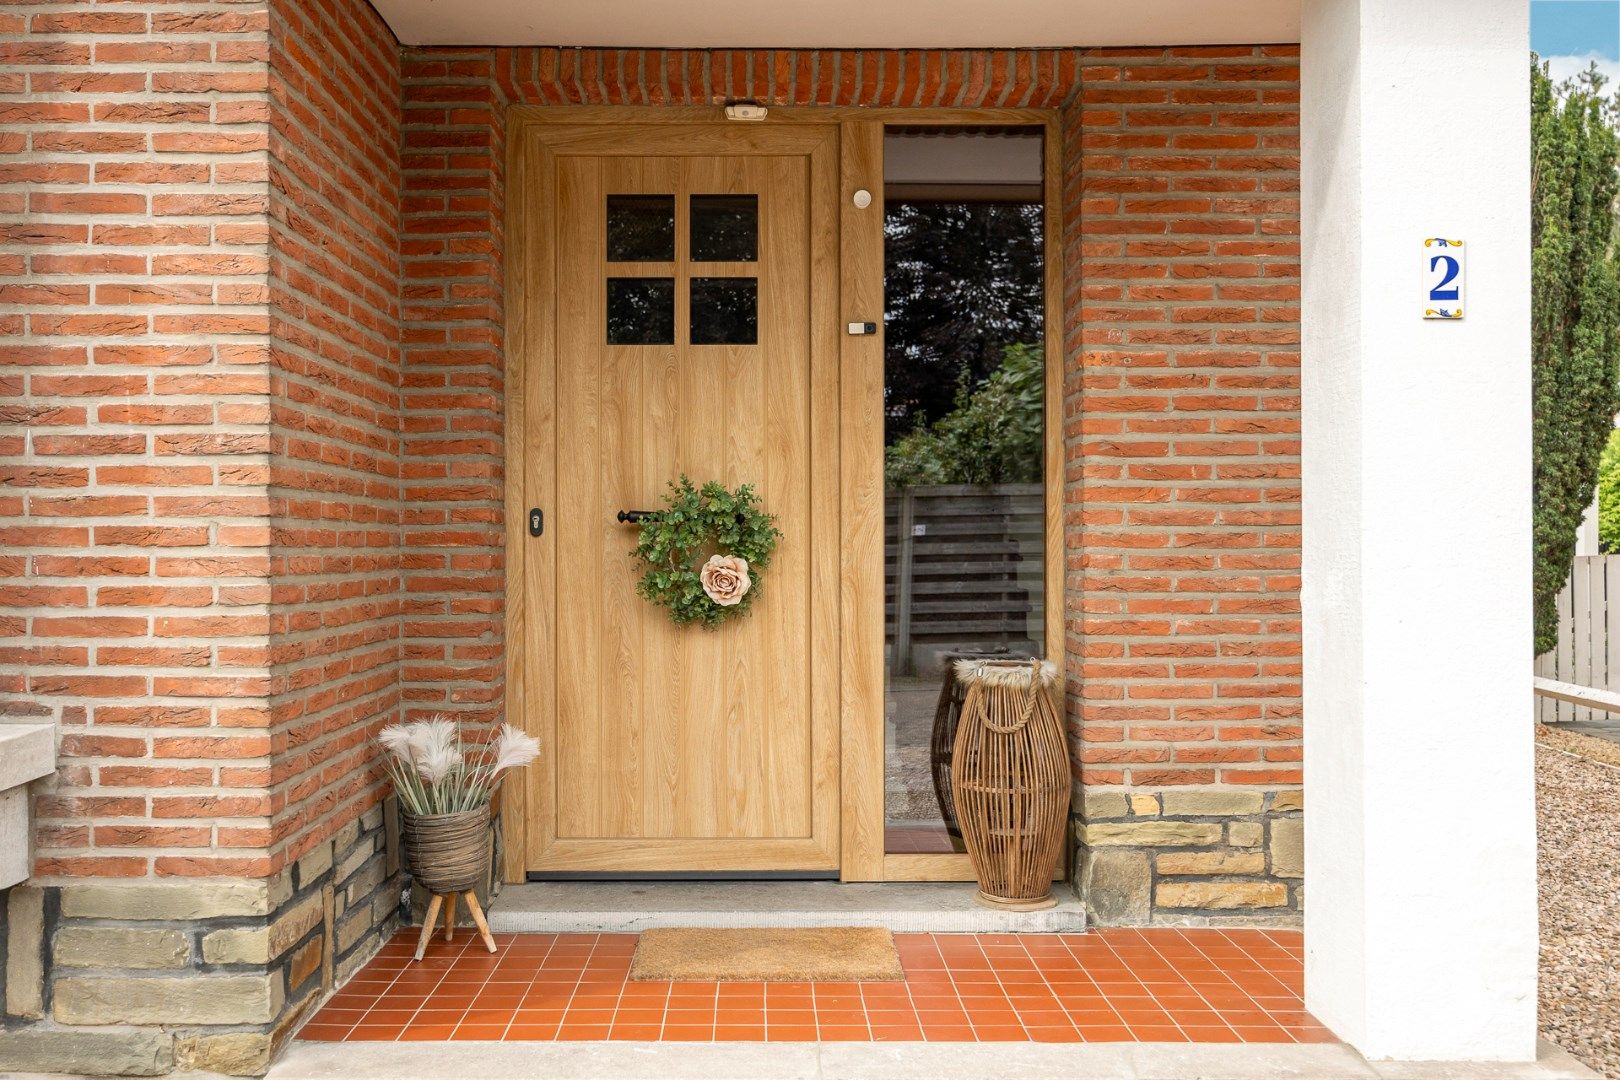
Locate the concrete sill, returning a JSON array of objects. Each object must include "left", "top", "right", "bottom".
[{"left": 0, "top": 723, "right": 56, "bottom": 890}]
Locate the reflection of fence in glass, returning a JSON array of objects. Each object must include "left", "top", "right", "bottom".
[{"left": 885, "top": 483, "right": 1044, "bottom": 677}]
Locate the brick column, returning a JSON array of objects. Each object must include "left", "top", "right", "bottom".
[{"left": 1064, "top": 46, "right": 1304, "bottom": 924}]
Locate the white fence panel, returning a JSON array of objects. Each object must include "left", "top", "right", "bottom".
[{"left": 1536, "top": 554, "right": 1620, "bottom": 722}]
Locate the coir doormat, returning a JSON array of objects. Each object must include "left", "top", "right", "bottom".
[{"left": 628, "top": 926, "right": 904, "bottom": 982}]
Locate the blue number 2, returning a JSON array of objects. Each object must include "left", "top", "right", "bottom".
[{"left": 1428, "top": 255, "right": 1460, "bottom": 301}]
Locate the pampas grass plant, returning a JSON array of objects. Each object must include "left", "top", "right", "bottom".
[{"left": 377, "top": 716, "right": 540, "bottom": 816}]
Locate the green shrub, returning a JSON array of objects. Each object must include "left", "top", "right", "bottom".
[
  {"left": 1597, "top": 429, "right": 1620, "bottom": 551},
  {"left": 1532, "top": 58, "right": 1620, "bottom": 653}
]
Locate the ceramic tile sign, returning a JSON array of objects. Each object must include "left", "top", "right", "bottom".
[{"left": 1423, "top": 238, "right": 1464, "bottom": 319}]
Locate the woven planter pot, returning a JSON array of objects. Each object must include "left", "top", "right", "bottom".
[
  {"left": 401, "top": 805, "right": 490, "bottom": 895},
  {"left": 950, "top": 658, "right": 1070, "bottom": 910}
]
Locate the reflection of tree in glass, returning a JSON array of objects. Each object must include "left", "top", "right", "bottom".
[
  {"left": 691, "top": 195, "right": 758, "bottom": 261},
  {"left": 607, "top": 278, "right": 674, "bottom": 344},
  {"left": 691, "top": 278, "right": 757, "bottom": 344},
  {"left": 606, "top": 195, "right": 675, "bottom": 261},
  {"left": 886, "top": 344, "right": 1043, "bottom": 488},
  {"left": 884, "top": 201, "right": 1044, "bottom": 443}
]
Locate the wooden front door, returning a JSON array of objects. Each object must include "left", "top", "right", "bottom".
[{"left": 524, "top": 125, "right": 840, "bottom": 873}]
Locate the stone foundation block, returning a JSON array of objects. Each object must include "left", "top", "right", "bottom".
[
  {"left": 1155, "top": 850, "right": 1267, "bottom": 875},
  {"left": 1156, "top": 880, "right": 1289, "bottom": 910},
  {"left": 1227, "top": 821, "right": 1264, "bottom": 847},
  {"left": 1080, "top": 792, "right": 1129, "bottom": 820},
  {"left": 175, "top": 1032, "right": 272, "bottom": 1077},
  {"left": 1081, "top": 820, "right": 1224, "bottom": 847},
  {"left": 1271, "top": 817, "right": 1303, "bottom": 878},
  {"left": 6, "top": 884, "right": 44, "bottom": 1018},
  {"left": 55, "top": 927, "right": 189, "bottom": 969},
  {"left": 1161, "top": 791, "right": 1265, "bottom": 817},
  {"left": 1081, "top": 848, "right": 1151, "bottom": 924},
  {"left": 54, "top": 973, "right": 282, "bottom": 1026},
  {"left": 59, "top": 881, "right": 270, "bottom": 920},
  {"left": 202, "top": 892, "right": 323, "bottom": 965},
  {"left": 0, "top": 1030, "right": 173, "bottom": 1076}
]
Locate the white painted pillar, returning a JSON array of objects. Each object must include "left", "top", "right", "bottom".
[{"left": 1301, "top": 0, "right": 1537, "bottom": 1062}]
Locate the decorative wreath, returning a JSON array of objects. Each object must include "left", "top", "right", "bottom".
[{"left": 630, "top": 476, "right": 782, "bottom": 628}]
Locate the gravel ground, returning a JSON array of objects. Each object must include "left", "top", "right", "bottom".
[{"left": 1537, "top": 725, "right": 1620, "bottom": 1078}]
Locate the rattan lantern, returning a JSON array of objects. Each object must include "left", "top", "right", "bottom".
[{"left": 950, "top": 657, "right": 1070, "bottom": 910}]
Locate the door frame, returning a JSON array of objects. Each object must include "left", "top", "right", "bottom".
[{"left": 501, "top": 105, "right": 1066, "bottom": 884}]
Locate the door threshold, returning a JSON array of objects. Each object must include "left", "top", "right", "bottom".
[
  {"left": 527, "top": 870, "right": 838, "bottom": 882},
  {"left": 484, "top": 879, "right": 1087, "bottom": 934}
]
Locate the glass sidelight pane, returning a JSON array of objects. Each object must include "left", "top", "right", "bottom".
[
  {"left": 607, "top": 277, "right": 674, "bottom": 344},
  {"left": 606, "top": 195, "right": 675, "bottom": 261},
  {"left": 690, "top": 194, "right": 758, "bottom": 261},
  {"left": 882, "top": 128, "right": 1047, "bottom": 858},
  {"left": 689, "top": 277, "right": 757, "bottom": 345}
]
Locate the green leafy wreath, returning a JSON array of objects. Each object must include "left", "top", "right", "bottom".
[{"left": 630, "top": 476, "right": 782, "bottom": 628}]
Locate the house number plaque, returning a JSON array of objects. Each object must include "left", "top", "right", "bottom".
[{"left": 1422, "top": 238, "right": 1464, "bottom": 320}]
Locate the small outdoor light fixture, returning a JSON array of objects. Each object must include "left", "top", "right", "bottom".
[{"left": 724, "top": 102, "right": 768, "bottom": 121}]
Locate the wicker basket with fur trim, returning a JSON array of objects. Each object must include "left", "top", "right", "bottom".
[{"left": 949, "top": 657, "right": 1070, "bottom": 910}]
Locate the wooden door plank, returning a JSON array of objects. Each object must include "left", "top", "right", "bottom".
[{"left": 839, "top": 119, "right": 887, "bottom": 882}]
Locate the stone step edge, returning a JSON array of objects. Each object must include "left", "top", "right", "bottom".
[{"left": 484, "top": 905, "right": 1088, "bottom": 935}]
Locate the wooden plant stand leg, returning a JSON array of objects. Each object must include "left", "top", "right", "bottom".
[
  {"left": 443, "top": 891, "right": 457, "bottom": 944},
  {"left": 414, "top": 893, "right": 444, "bottom": 961},
  {"left": 462, "top": 889, "right": 498, "bottom": 953}
]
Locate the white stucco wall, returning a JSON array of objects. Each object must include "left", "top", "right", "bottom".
[{"left": 1302, "top": 0, "right": 1538, "bottom": 1062}]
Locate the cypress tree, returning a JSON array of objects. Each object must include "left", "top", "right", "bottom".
[{"left": 1533, "top": 59, "right": 1620, "bottom": 654}]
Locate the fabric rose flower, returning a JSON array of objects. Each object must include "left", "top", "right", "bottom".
[{"left": 699, "top": 554, "right": 751, "bottom": 606}]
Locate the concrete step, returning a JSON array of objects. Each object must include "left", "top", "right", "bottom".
[{"left": 484, "top": 880, "right": 1087, "bottom": 934}]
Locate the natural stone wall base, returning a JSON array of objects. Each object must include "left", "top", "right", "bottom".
[
  {"left": 0, "top": 1030, "right": 174, "bottom": 1077},
  {"left": 0, "top": 806, "right": 399, "bottom": 1077},
  {"left": 1074, "top": 790, "right": 1304, "bottom": 926}
]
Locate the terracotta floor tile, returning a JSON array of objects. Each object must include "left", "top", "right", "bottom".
[{"left": 296, "top": 927, "right": 1331, "bottom": 1049}]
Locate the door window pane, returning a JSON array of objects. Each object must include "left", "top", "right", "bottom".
[
  {"left": 689, "top": 278, "right": 757, "bottom": 345},
  {"left": 882, "top": 128, "right": 1047, "bottom": 857},
  {"left": 607, "top": 195, "right": 675, "bottom": 262},
  {"left": 607, "top": 277, "right": 674, "bottom": 344},
  {"left": 690, "top": 194, "right": 758, "bottom": 262}
]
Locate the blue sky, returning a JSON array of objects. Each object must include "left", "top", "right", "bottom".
[{"left": 1533, "top": 0, "right": 1620, "bottom": 83}]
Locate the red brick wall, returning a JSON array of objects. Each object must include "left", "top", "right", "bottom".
[
  {"left": 400, "top": 45, "right": 1303, "bottom": 804},
  {"left": 398, "top": 52, "right": 508, "bottom": 730},
  {"left": 0, "top": 0, "right": 404, "bottom": 883},
  {"left": 1, "top": 0, "right": 279, "bottom": 879},
  {"left": 1065, "top": 47, "right": 1302, "bottom": 793},
  {"left": 3, "top": 32, "right": 1298, "bottom": 892},
  {"left": 266, "top": 0, "right": 402, "bottom": 871}
]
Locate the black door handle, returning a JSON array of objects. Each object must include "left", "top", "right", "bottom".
[{"left": 617, "top": 509, "right": 658, "bottom": 524}]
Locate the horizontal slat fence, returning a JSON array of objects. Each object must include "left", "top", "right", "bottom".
[
  {"left": 1536, "top": 555, "right": 1620, "bottom": 722},
  {"left": 885, "top": 483, "right": 1045, "bottom": 676}
]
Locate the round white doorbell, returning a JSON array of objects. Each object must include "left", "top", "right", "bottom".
[{"left": 852, "top": 188, "right": 872, "bottom": 209}]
